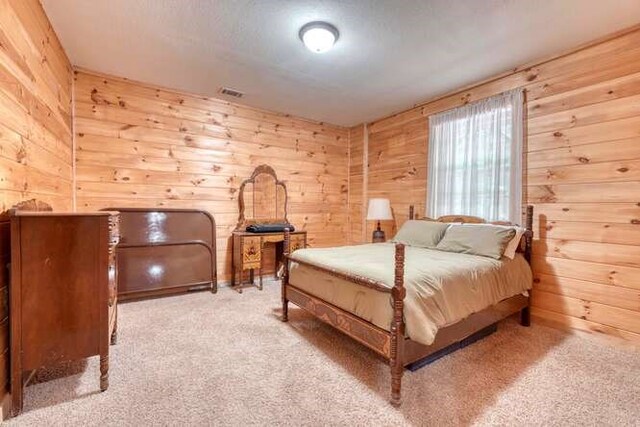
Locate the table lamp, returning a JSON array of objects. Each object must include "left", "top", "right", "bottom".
[{"left": 367, "top": 198, "right": 393, "bottom": 242}]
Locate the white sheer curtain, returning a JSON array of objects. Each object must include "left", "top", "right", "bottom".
[{"left": 426, "top": 89, "right": 524, "bottom": 223}]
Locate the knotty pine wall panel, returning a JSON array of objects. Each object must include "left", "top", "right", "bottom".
[
  {"left": 365, "top": 26, "right": 640, "bottom": 343},
  {"left": 0, "top": 0, "right": 73, "bottom": 412},
  {"left": 0, "top": 0, "right": 73, "bottom": 211},
  {"left": 73, "top": 70, "right": 349, "bottom": 282},
  {"left": 367, "top": 117, "right": 427, "bottom": 239},
  {"left": 348, "top": 124, "right": 365, "bottom": 243}
]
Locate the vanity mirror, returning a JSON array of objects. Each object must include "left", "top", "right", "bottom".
[
  {"left": 236, "top": 164, "right": 288, "bottom": 230},
  {"left": 232, "top": 165, "right": 306, "bottom": 293}
]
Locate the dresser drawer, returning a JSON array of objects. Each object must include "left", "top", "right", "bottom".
[{"left": 242, "top": 236, "right": 262, "bottom": 269}]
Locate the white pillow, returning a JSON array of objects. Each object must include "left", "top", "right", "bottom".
[{"left": 503, "top": 226, "right": 526, "bottom": 259}]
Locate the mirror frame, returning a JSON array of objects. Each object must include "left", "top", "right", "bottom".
[{"left": 235, "top": 164, "right": 289, "bottom": 231}]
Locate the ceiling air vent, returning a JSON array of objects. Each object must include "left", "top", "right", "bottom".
[{"left": 218, "top": 87, "right": 244, "bottom": 98}]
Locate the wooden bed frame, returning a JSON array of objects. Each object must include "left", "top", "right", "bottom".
[{"left": 281, "top": 205, "right": 534, "bottom": 406}]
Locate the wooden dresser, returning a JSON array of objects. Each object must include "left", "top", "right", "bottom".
[{"left": 9, "top": 210, "right": 119, "bottom": 415}]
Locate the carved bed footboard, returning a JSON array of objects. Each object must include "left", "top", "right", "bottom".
[{"left": 282, "top": 228, "right": 407, "bottom": 406}]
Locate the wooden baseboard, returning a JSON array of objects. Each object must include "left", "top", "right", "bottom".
[{"left": 532, "top": 313, "right": 640, "bottom": 349}]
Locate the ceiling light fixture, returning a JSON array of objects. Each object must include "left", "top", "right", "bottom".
[{"left": 299, "top": 21, "right": 339, "bottom": 53}]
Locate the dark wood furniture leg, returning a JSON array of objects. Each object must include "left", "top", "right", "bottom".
[
  {"left": 100, "top": 354, "right": 109, "bottom": 391},
  {"left": 211, "top": 244, "right": 218, "bottom": 294},
  {"left": 275, "top": 241, "right": 282, "bottom": 279},
  {"left": 521, "top": 205, "right": 534, "bottom": 327},
  {"left": 236, "top": 268, "right": 243, "bottom": 294},
  {"left": 282, "top": 291, "right": 289, "bottom": 322},
  {"left": 258, "top": 240, "right": 264, "bottom": 290},
  {"left": 520, "top": 305, "right": 531, "bottom": 327},
  {"left": 110, "top": 310, "right": 118, "bottom": 345},
  {"left": 390, "top": 243, "right": 406, "bottom": 407},
  {"left": 282, "top": 230, "right": 290, "bottom": 322}
]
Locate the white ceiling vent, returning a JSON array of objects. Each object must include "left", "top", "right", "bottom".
[{"left": 218, "top": 87, "right": 244, "bottom": 98}]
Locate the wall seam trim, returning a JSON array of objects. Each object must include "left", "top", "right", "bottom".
[
  {"left": 362, "top": 123, "right": 368, "bottom": 243},
  {"left": 71, "top": 69, "right": 77, "bottom": 211},
  {"left": 347, "top": 127, "right": 351, "bottom": 244}
]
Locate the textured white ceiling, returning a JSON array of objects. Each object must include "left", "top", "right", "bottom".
[{"left": 42, "top": 0, "right": 640, "bottom": 126}]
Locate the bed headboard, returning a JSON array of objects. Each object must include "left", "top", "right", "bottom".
[
  {"left": 409, "top": 205, "right": 534, "bottom": 263},
  {"left": 101, "top": 207, "right": 217, "bottom": 300}
]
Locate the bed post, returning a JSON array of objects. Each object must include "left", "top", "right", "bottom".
[
  {"left": 282, "top": 228, "right": 290, "bottom": 322},
  {"left": 390, "top": 243, "right": 406, "bottom": 407},
  {"left": 521, "top": 205, "right": 534, "bottom": 327},
  {"left": 524, "top": 205, "right": 533, "bottom": 264}
]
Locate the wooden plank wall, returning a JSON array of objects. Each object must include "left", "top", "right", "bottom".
[
  {"left": 368, "top": 115, "right": 427, "bottom": 239},
  {"left": 0, "top": 0, "right": 73, "bottom": 409},
  {"left": 365, "top": 26, "right": 640, "bottom": 343},
  {"left": 73, "top": 70, "right": 350, "bottom": 282},
  {"left": 348, "top": 124, "right": 366, "bottom": 243},
  {"left": 0, "top": 0, "right": 73, "bottom": 211}
]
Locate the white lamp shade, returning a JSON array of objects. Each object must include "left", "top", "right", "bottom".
[{"left": 366, "top": 198, "right": 393, "bottom": 221}]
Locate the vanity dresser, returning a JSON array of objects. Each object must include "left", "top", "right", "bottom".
[
  {"left": 8, "top": 200, "right": 119, "bottom": 415},
  {"left": 232, "top": 165, "right": 306, "bottom": 292}
]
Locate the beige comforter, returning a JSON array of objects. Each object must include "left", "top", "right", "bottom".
[{"left": 288, "top": 243, "right": 532, "bottom": 346}]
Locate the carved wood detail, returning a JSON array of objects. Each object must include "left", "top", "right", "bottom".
[
  {"left": 289, "top": 235, "right": 306, "bottom": 253},
  {"left": 9, "top": 199, "right": 52, "bottom": 213},
  {"left": 285, "top": 285, "right": 391, "bottom": 358},
  {"left": 242, "top": 236, "right": 262, "bottom": 266},
  {"left": 436, "top": 214, "right": 485, "bottom": 224}
]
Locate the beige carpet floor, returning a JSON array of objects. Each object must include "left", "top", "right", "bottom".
[{"left": 7, "top": 281, "right": 640, "bottom": 426}]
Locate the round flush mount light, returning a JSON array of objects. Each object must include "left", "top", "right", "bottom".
[{"left": 299, "top": 21, "right": 339, "bottom": 53}]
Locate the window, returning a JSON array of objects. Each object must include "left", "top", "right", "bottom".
[{"left": 426, "top": 89, "right": 524, "bottom": 223}]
